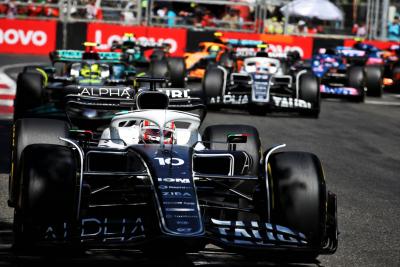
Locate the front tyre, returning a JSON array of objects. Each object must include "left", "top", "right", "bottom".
[
  {"left": 269, "top": 152, "right": 327, "bottom": 250},
  {"left": 14, "top": 144, "right": 76, "bottom": 250},
  {"left": 9, "top": 119, "right": 69, "bottom": 208}
]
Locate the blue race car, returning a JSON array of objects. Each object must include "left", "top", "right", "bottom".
[{"left": 312, "top": 46, "right": 383, "bottom": 101}]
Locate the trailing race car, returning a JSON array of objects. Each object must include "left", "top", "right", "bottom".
[
  {"left": 111, "top": 33, "right": 186, "bottom": 87},
  {"left": 14, "top": 44, "right": 137, "bottom": 123},
  {"left": 185, "top": 41, "right": 228, "bottom": 80},
  {"left": 203, "top": 45, "right": 320, "bottom": 117},
  {"left": 380, "top": 44, "right": 400, "bottom": 90},
  {"left": 312, "top": 46, "right": 383, "bottom": 99},
  {"left": 184, "top": 33, "right": 268, "bottom": 81},
  {"left": 9, "top": 90, "right": 337, "bottom": 261},
  {"left": 14, "top": 43, "right": 191, "bottom": 124}
]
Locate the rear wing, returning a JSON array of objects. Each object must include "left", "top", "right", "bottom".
[
  {"left": 335, "top": 46, "right": 366, "bottom": 58},
  {"left": 223, "top": 39, "right": 264, "bottom": 48},
  {"left": 50, "top": 50, "right": 123, "bottom": 63}
]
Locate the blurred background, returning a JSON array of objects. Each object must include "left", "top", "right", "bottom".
[{"left": 0, "top": 0, "right": 398, "bottom": 41}]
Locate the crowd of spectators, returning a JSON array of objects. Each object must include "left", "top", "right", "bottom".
[
  {"left": 0, "top": 0, "right": 399, "bottom": 40},
  {"left": 0, "top": 0, "right": 59, "bottom": 18},
  {"left": 151, "top": 3, "right": 253, "bottom": 31}
]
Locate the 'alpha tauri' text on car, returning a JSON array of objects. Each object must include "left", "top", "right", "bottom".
[
  {"left": 203, "top": 49, "right": 320, "bottom": 117},
  {"left": 9, "top": 91, "right": 337, "bottom": 261}
]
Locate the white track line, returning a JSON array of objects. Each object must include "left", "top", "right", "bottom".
[
  {"left": 0, "top": 99, "right": 13, "bottom": 106},
  {"left": 365, "top": 100, "right": 400, "bottom": 106}
]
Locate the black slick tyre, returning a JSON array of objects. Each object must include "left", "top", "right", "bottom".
[
  {"left": 167, "top": 57, "right": 186, "bottom": 87},
  {"left": 268, "top": 152, "right": 327, "bottom": 249},
  {"left": 14, "top": 144, "right": 76, "bottom": 250},
  {"left": 14, "top": 72, "right": 44, "bottom": 121},
  {"left": 9, "top": 118, "right": 69, "bottom": 208},
  {"left": 348, "top": 66, "right": 365, "bottom": 102},
  {"left": 365, "top": 65, "right": 383, "bottom": 97},
  {"left": 298, "top": 71, "right": 320, "bottom": 117},
  {"left": 149, "top": 59, "right": 169, "bottom": 79},
  {"left": 203, "top": 67, "right": 225, "bottom": 98}
]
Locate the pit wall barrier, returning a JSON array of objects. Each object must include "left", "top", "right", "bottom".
[{"left": 0, "top": 19, "right": 398, "bottom": 58}]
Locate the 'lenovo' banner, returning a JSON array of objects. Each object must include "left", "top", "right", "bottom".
[
  {"left": 0, "top": 19, "right": 56, "bottom": 54},
  {"left": 221, "top": 32, "right": 314, "bottom": 59},
  {"left": 87, "top": 23, "right": 187, "bottom": 56}
]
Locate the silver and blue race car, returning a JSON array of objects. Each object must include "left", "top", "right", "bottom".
[
  {"left": 9, "top": 90, "right": 337, "bottom": 261},
  {"left": 203, "top": 45, "right": 320, "bottom": 117}
]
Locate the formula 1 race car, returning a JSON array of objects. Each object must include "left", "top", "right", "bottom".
[
  {"left": 111, "top": 33, "right": 186, "bottom": 87},
  {"left": 184, "top": 41, "right": 228, "bottom": 80},
  {"left": 9, "top": 90, "right": 337, "bottom": 261},
  {"left": 312, "top": 46, "right": 383, "bottom": 101},
  {"left": 380, "top": 44, "right": 400, "bottom": 90},
  {"left": 14, "top": 46, "right": 136, "bottom": 123},
  {"left": 14, "top": 44, "right": 191, "bottom": 124},
  {"left": 203, "top": 47, "right": 320, "bottom": 117}
]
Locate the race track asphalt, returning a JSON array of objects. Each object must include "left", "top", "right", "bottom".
[{"left": 0, "top": 55, "right": 399, "bottom": 266}]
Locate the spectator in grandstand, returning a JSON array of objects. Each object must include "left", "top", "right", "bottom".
[
  {"left": 264, "top": 16, "right": 284, "bottom": 34},
  {"left": 86, "top": 0, "right": 101, "bottom": 20},
  {"left": 43, "top": 0, "right": 59, "bottom": 17},
  {"left": 0, "top": 3, "right": 7, "bottom": 15},
  {"left": 178, "top": 10, "right": 194, "bottom": 26},
  {"left": 5, "top": 0, "right": 17, "bottom": 18},
  {"left": 388, "top": 16, "right": 400, "bottom": 41},
  {"left": 308, "top": 25, "right": 318, "bottom": 35},
  {"left": 166, "top": 7, "right": 176, "bottom": 27},
  {"left": 201, "top": 10, "right": 215, "bottom": 28},
  {"left": 221, "top": 9, "right": 238, "bottom": 30},
  {"left": 122, "top": 0, "right": 136, "bottom": 24},
  {"left": 294, "top": 20, "right": 308, "bottom": 35},
  {"left": 156, "top": 6, "right": 167, "bottom": 18},
  {"left": 316, "top": 24, "right": 324, "bottom": 33},
  {"left": 352, "top": 22, "right": 367, "bottom": 37}
]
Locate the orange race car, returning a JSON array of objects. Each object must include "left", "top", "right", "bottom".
[
  {"left": 184, "top": 41, "right": 228, "bottom": 80},
  {"left": 185, "top": 32, "right": 271, "bottom": 80}
]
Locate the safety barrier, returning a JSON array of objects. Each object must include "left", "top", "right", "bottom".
[{"left": 0, "top": 18, "right": 397, "bottom": 57}]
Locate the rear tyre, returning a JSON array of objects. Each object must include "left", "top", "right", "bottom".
[
  {"left": 348, "top": 66, "right": 365, "bottom": 102},
  {"left": 9, "top": 119, "right": 69, "bottom": 208},
  {"left": 14, "top": 72, "right": 44, "bottom": 121},
  {"left": 202, "top": 124, "right": 261, "bottom": 176},
  {"left": 14, "top": 144, "right": 76, "bottom": 250},
  {"left": 392, "top": 65, "right": 400, "bottom": 89},
  {"left": 365, "top": 65, "right": 383, "bottom": 97},
  {"left": 269, "top": 152, "right": 327, "bottom": 251},
  {"left": 149, "top": 59, "right": 169, "bottom": 79},
  {"left": 150, "top": 49, "right": 166, "bottom": 61},
  {"left": 298, "top": 71, "right": 320, "bottom": 118},
  {"left": 167, "top": 57, "right": 186, "bottom": 88}
]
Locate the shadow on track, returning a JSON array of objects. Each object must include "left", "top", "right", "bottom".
[{"left": 0, "top": 248, "right": 323, "bottom": 267}]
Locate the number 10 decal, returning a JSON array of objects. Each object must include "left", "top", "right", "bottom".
[{"left": 154, "top": 157, "right": 184, "bottom": 166}]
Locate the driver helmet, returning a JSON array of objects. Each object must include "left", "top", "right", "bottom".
[
  {"left": 140, "top": 120, "right": 176, "bottom": 144},
  {"left": 80, "top": 63, "right": 101, "bottom": 78},
  {"left": 208, "top": 45, "right": 221, "bottom": 55}
]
